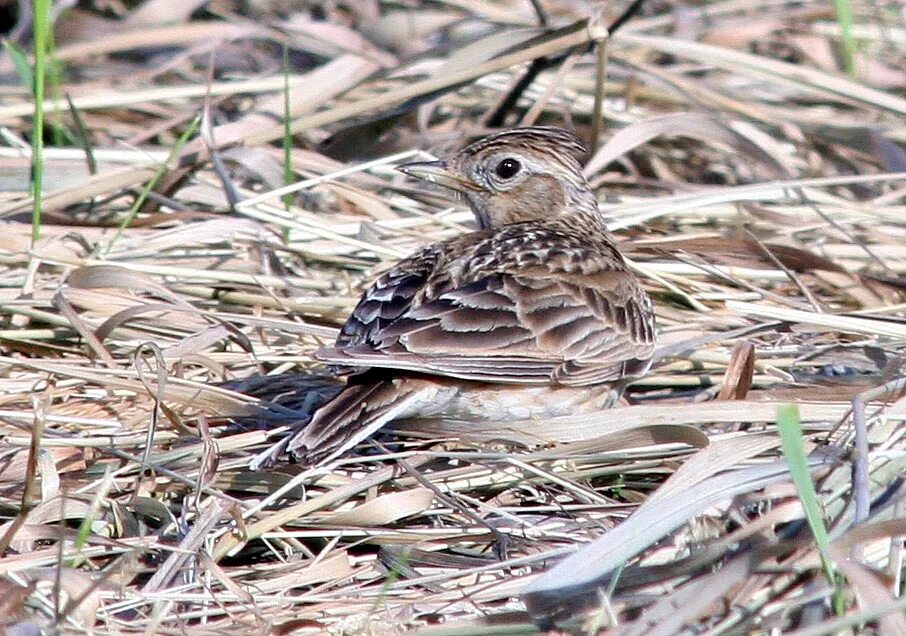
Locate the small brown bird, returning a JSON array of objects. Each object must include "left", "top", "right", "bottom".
[{"left": 283, "top": 126, "right": 656, "bottom": 465}]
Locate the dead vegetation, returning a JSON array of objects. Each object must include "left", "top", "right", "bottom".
[{"left": 1, "top": 1, "right": 905, "bottom": 634}]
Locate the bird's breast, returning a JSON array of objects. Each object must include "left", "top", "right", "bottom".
[{"left": 396, "top": 381, "right": 618, "bottom": 423}]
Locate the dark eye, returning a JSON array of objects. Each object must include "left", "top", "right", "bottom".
[{"left": 494, "top": 158, "right": 521, "bottom": 180}]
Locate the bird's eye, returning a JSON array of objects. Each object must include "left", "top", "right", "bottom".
[{"left": 494, "top": 158, "right": 521, "bottom": 180}]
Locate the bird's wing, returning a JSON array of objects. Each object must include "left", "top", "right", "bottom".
[{"left": 320, "top": 225, "right": 655, "bottom": 387}]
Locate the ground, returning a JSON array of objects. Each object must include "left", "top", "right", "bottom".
[{"left": 1, "top": 1, "right": 905, "bottom": 634}]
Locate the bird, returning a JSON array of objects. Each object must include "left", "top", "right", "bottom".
[{"left": 277, "top": 126, "right": 656, "bottom": 466}]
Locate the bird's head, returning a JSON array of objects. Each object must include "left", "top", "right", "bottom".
[{"left": 398, "top": 126, "right": 598, "bottom": 230}]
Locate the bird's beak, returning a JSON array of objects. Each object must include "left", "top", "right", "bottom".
[{"left": 397, "top": 160, "right": 478, "bottom": 192}]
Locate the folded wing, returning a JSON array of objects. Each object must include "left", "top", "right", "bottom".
[{"left": 319, "top": 225, "right": 656, "bottom": 386}]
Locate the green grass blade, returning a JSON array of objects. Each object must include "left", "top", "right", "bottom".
[
  {"left": 371, "top": 547, "right": 410, "bottom": 613},
  {"left": 281, "top": 43, "right": 293, "bottom": 244},
  {"left": 777, "top": 404, "right": 844, "bottom": 614},
  {"left": 46, "top": 28, "right": 66, "bottom": 147},
  {"left": 3, "top": 40, "right": 33, "bottom": 92},
  {"left": 68, "top": 465, "right": 113, "bottom": 568},
  {"left": 105, "top": 115, "right": 200, "bottom": 253},
  {"left": 832, "top": 0, "right": 857, "bottom": 77},
  {"left": 66, "top": 94, "right": 98, "bottom": 176},
  {"left": 31, "top": 0, "right": 53, "bottom": 246}
]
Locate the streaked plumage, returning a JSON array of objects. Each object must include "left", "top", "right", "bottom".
[{"left": 281, "top": 126, "right": 656, "bottom": 466}]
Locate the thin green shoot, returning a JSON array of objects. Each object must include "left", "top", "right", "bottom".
[
  {"left": 777, "top": 404, "right": 845, "bottom": 615},
  {"left": 370, "top": 547, "right": 410, "bottom": 614},
  {"left": 3, "top": 40, "right": 33, "bottom": 90},
  {"left": 31, "top": 0, "right": 53, "bottom": 246},
  {"left": 281, "top": 43, "right": 294, "bottom": 244},
  {"left": 105, "top": 115, "right": 200, "bottom": 254},
  {"left": 68, "top": 466, "right": 113, "bottom": 568},
  {"left": 832, "top": 0, "right": 857, "bottom": 77},
  {"left": 66, "top": 94, "right": 98, "bottom": 176},
  {"left": 45, "top": 24, "right": 66, "bottom": 147}
]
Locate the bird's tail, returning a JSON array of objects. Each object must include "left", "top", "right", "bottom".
[{"left": 285, "top": 376, "right": 441, "bottom": 467}]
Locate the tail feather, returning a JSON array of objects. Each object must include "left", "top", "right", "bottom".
[{"left": 286, "top": 378, "right": 433, "bottom": 466}]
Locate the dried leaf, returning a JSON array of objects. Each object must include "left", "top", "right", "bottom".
[{"left": 324, "top": 488, "right": 434, "bottom": 526}]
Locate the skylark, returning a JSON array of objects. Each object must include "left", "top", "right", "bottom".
[{"left": 282, "top": 126, "right": 656, "bottom": 465}]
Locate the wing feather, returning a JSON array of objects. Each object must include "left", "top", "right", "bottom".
[{"left": 321, "top": 223, "right": 655, "bottom": 387}]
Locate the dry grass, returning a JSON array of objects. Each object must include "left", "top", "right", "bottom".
[{"left": 1, "top": 1, "right": 906, "bottom": 634}]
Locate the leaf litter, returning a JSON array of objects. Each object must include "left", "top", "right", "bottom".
[{"left": 0, "top": 1, "right": 905, "bottom": 634}]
